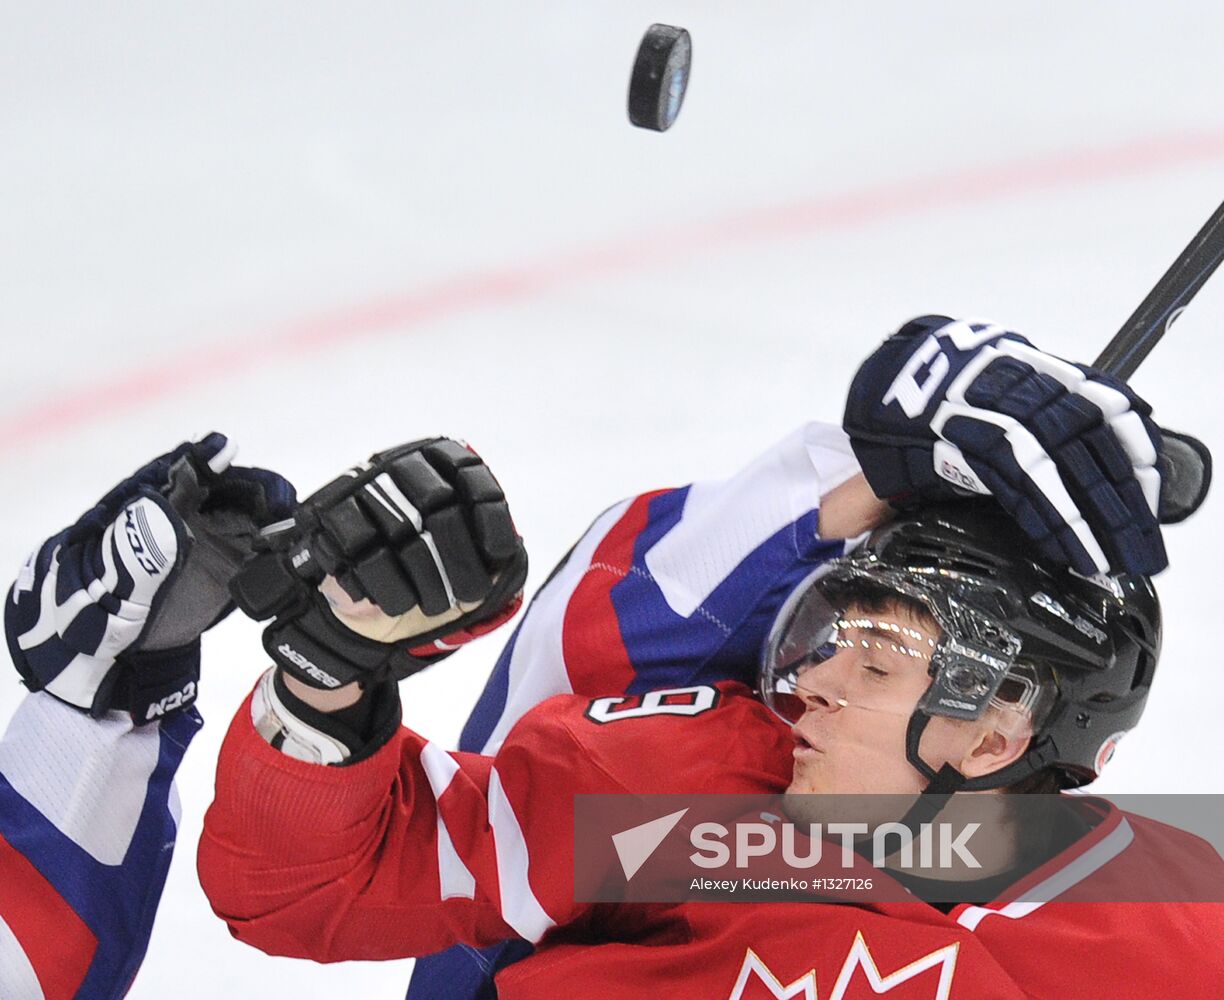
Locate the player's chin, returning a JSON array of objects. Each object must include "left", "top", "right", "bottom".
[
  {"left": 786, "top": 758, "right": 824, "bottom": 796},
  {"left": 782, "top": 771, "right": 840, "bottom": 825}
]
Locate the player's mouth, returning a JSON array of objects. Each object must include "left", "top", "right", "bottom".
[{"left": 791, "top": 728, "right": 823, "bottom": 759}]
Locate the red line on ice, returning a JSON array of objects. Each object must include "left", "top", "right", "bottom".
[{"left": 4, "top": 129, "right": 1224, "bottom": 453}]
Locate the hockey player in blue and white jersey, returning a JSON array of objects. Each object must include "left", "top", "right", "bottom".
[{"left": 0, "top": 436, "right": 292, "bottom": 999}]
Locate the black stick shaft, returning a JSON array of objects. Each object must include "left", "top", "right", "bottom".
[{"left": 1094, "top": 198, "right": 1224, "bottom": 379}]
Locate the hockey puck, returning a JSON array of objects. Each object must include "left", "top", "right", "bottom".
[{"left": 628, "top": 24, "right": 691, "bottom": 131}]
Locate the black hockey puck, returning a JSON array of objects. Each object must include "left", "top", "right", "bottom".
[{"left": 628, "top": 24, "right": 691, "bottom": 131}]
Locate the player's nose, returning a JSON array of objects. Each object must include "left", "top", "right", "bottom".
[{"left": 795, "top": 656, "right": 851, "bottom": 716}]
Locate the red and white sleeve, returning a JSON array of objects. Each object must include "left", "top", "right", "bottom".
[{"left": 198, "top": 684, "right": 590, "bottom": 963}]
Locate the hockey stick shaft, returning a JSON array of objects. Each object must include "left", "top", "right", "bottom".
[{"left": 1094, "top": 197, "right": 1224, "bottom": 379}]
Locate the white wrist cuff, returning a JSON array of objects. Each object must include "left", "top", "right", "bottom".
[{"left": 250, "top": 668, "right": 351, "bottom": 765}]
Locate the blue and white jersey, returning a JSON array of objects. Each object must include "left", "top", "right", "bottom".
[
  {"left": 407, "top": 421, "right": 865, "bottom": 1000},
  {"left": 0, "top": 692, "right": 198, "bottom": 1000}
]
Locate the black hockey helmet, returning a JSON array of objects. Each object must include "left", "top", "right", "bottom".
[{"left": 759, "top": 502, "right": 1161, "bottom": 791}]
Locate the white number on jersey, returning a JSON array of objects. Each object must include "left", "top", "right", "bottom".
[{"left": 584, "top": 685, "right": 719, "bottom": 724}]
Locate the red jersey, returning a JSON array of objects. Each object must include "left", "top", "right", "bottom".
[{"left": 199, "top": 680, "right": 1224, "bottom": 999}]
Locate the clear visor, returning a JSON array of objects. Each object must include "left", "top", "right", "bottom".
[{"left": 760, "top": 564, "right": 1044, "bottom": 732}]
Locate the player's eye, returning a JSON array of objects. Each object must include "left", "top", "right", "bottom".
[{"left": 862, "top": 664, "right": 889, "bottom": 680}]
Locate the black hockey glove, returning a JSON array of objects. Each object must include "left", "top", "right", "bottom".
[
  {"left": 230, "top": 437, "right": 528, "bottom": 692},
  {"left": 844, "top": 315, "right": 1171, "bottom": 578},
  {"left": 5, "top": 434, "right": 296, "bottom": 721}
]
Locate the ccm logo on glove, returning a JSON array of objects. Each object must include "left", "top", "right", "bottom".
[
  {"left": 881, "top": 333, "right": 954, "bottom": 417},
  {"left": 124, "top": 503, "right": 171, "bottom": 577},
  {"left": 146, "top": 681, "right": 198, "bottom": 720},
  {"left": 845, "top": 316, "right": 1167, "bottom": 578}
]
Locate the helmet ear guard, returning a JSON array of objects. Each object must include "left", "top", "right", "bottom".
[{"left": 760, "top": 501, "right": 1161, "bottom": 795}]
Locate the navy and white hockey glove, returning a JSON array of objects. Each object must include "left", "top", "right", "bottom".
[
  {"left": 844, "top": 315, "right": 1166, "bottom": 577},
  {"left": 5, "top": 434, "right": 296, "bottom": 721},
  {"left": 230, "top": 437, "right": 527, "bottom": 693}
]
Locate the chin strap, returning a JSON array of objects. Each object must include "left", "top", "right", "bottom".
[
  {"left": 899, "top": 709, "right": 1055, "bottom": 832},
  {"left": 897, "top": 712, "right": 963, "bottom": 832},
  {"left": 898, "top": 762, "right": 966, "bottom": 832}
]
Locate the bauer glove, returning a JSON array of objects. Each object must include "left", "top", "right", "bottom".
[
  {"left": 843, "top": 315, "right": 1172, "bottom": 577},
  {"left": 5, "top": 433, "right": 296, "bottom": 721},
  {"left": 229, "top": 437, "right": 528, "bottom": 692}
]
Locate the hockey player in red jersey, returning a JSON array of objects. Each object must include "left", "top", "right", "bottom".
[{"left": 198, "top": 317, "right": 1222, "bottom": 998}]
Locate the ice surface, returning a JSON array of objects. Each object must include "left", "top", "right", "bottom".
[{"left": 3, "top": 3, "right": 1224, "bottom": 996}]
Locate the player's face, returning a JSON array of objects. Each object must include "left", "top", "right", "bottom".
[{"left": 785, "top": 601, "right": 980, "bottom": 797}]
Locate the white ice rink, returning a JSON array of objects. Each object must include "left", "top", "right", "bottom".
[{"left": 4, "top": 3, "right": 1224, "bottom": 997}]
